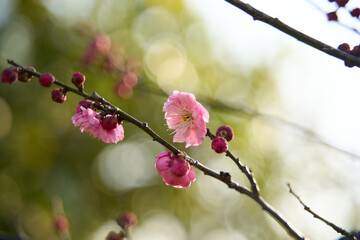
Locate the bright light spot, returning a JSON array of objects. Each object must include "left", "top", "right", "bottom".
[
  {"left": 132, "top": 211, "right": 187, "bottom": 240},
  {"left": 41, "top": 0, "right": 95, "bottom": 25},
  {"left": 89, "top": 220, "right": 118, "bottom": 240},
  {"left": 133, "top": 7, "right": 178, "bottom": 48},
  {"left": 95, "top": 140, "right": 162, "bottom": 192},
  {"left": 198, "top": 228, "right": 247, "bottom": 240}
]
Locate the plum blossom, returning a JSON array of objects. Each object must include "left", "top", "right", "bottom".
[
  {"left": 163, "top": 90, "right": 209, "bottom": 148},
  {"left": 72, "top": 104, "right": 124, "bottom": 143},
  {"left": 155, "top": 152, "right": 196, "bottom": 188}
]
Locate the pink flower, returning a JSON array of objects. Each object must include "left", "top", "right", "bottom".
[
  {"left": 163, "top": 90, "right": 209, "bottom": 148},
  {"left": 155, "top": 152, "right": 196, "bottom": 188},
  {"left": 71, "top": 105, "right": 124, "bottom": 143}
]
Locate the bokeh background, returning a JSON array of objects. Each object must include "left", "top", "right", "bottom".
[{"left": 1, "top": 0, "right": 360, "bottom": 239}]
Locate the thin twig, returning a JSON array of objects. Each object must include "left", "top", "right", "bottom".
[
  {"left": 6, "top": 60, "right": 308, "bottom": 240},
  {"left": 287, "top": 183, "right": 356, "bottom": 240},
  {"left": 223, "top": 0, "right": 360, "bottom": 67},
  {"left": 206, "top": 129, "right": 260, "bottom": 195}
]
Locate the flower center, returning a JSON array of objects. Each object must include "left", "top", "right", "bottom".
[{"left": 181, "top": 112, "right": 192, "bottom": 122}]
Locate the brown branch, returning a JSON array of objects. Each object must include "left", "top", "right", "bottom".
[
  {"left": 287, "top": 184, "right": 356, "bottom": 240},
  {"left": 223, "top": 0, "right": 360, "bottom": 67},
  {"left": 6, "top": 60, "right": 308, "bottom": 240}
]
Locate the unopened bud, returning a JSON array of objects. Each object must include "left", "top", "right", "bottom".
[
  {"left": 211, "top": 137, "right": 228, "bottom": 154},
  {"left": 1, "top": 67, "right": 18, "bottom": 84},
  {"left": 101, "top": 115, "right": 118, "bottom": 130},
  {"left": 351, "top": 8, "right": 360, "bottom": 17},
  {"left": 122, "top": 72, "right": 138, "bottom": 87},
  {"left": 335, "top": 0, "right": 348, "bottom": 7},
  {"left": 338, "top": 43, "right": 351, "bottom": 53},
  {"left": 216, "top": 125, "right": 234, "bottom": 142},
  {"left": 106, "top": 231, "right": 124, "bottom": 240},
  {"left": 55, "top": 215, "right": 69, "bottom": 234},
  {"left": 71, "top": 72, "right": 86, "bottom": 91},
  {"left": 327, "top": 11, "right": 338, "bottom": 21},
  {"left": 76, "top": 100, "right": 94, "bottom": 113},
  {"left": 18, "top": 67, "right": 36, "bottom": 83},
  {"left": 116, "top": 212, "right": 137, "bottom": 230},
  {"left": 39, "top": 72, "right": 55, "bottom": 87},
  {"left": 52, "top": 89, "right": 67, "bottom": 103}
]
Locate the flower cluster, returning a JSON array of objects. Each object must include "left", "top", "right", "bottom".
[
  {"left": 72, "top": 100, "right": 124, "bottom": 144},
  {"left": 155, "top": 152, "right": 196, "bottom": 188},
  {"left": 81, "top": 33, "right": 141, "bottom": 99}
]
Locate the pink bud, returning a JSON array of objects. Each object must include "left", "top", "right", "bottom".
[
  {"left": 76, "top": 100, "right": 94, "bottom": 113},
  {"left": 71, "top": 72, "right": 86, "bottom": 91},
  {"left": 101, "top": 115, "right": 118, "bottom": 130},
  {"left": 327, "top": 11, "right": 338, "bottom": 21},
  {"left": 216, "top": 125, "right": 234, "bottom": 142},
  {"left": 123, "top": 72, "right": 138, "bottom": 87},
  {"left": 93, "top": 34, "right": 111, "bottom": 53},
  {"left": 1, "top": 67, "right": 18, "bottom": 84},
  {"left": 116, "top": 212, "right": 137, "bottom": 230},
  {"left": 18, "top": 67, "right": 35, "bottom": 83},
  {"left": 116, "top": 82, "right": 133, "bottom": 99},
  {"left": 211, "top": 137, "right": 228, "bottom": 154},
  {"left": 39, "top": 72, "right": 55, "bottom": 87},
  {"left": 55, "top": 215, "right": 69, "bottom": 234},
  {"left": 52, "top": 89, "right": 67, "bottom": 103}
]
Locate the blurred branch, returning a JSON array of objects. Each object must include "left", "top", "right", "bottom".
[
  {"left": 287, "top": 184, "right": 356, "bottom": 240},
  {"left": 223, "top": 0, "right": 360, "bottom": 67},
  {"left": 6, "top": 60, "right": 308, "bottom": 240}
]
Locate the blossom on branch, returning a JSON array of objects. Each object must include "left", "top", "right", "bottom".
[
  {"left": 72, "top": 104, "right": 124, "bottom": 143},
  {"left": 155, "top": 152, "right": 196, "bottom": 188},
  {"left": 163, "top": 90, "right": 209, "bottom": 148}
]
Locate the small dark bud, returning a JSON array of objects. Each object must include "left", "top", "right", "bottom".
[
  {"left": 338, "top": 43, "right": 351, "bottom": 53},
  {"left": 335, "top": 0, "right": 349, "bottom": 7},
  {"left": 1, "top": 67, "right": 18, "bottom": 84},
  {"left": 327, "top": 11, "right": 338, "bottom": 21},
  {"left": 71, "top": 72, "right": 86, "bottom": 91},
  {"left": 351, "top": 8, "right": 360, "bottom": 17},
  {"left": 106, "top": 231, "right": 124, "bottom": 240},
  {"left": 39, "top": 72, "right": 55, "bottom": 87},
  {"left": 101, "top": 115, "right": 118, "bottom": 130},
  {"left": 18, "top": 67, "right": 36, "bottom": 83},
  {"left": 351, "top": 45, "right": 360, "bottom": 57},
  {"left": 76, "top": 100, "right": 94, "bottom": 112},
  {"left": 52, "top": 89, "right": 67, "bottom": 103}
]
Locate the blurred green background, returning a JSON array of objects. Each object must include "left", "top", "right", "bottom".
[{"left": 0, "top": 0, "right": 352, "bottom": 239}]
